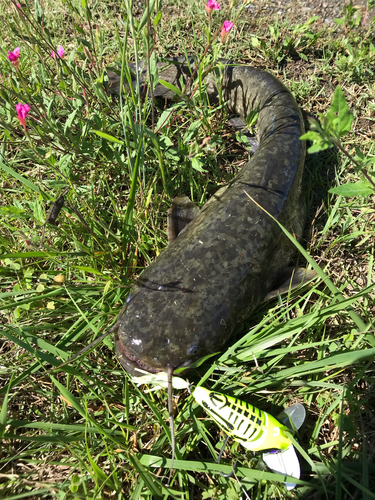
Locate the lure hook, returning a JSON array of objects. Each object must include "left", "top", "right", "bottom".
[{"left": 217, "top": 435, "right": 237, "bottom": 478}]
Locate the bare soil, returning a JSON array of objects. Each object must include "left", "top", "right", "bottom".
[{"left": 247, "top": 0, "right": 375, "bottom": 27}]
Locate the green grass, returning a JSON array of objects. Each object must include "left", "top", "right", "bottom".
[{"left": 1, "top": 0, "right": 375, "bottom": 498}]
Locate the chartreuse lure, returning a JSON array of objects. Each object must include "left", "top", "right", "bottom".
[
  {"left": 132, "top": 372, "right": 305, "bottom": 490},
  {"left": 192, "top": 386, "right": 304, "bottom": 490},
  {"left": 193, "top": 386, "right": 291, "bottom": 451}
]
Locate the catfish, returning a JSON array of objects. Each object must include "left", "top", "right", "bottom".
[
  {"left": 109, "top": 58, "right": 312, "bottom": 476},
  {"left": 111, "top": 58, "right": 308, "bottom": 376}
]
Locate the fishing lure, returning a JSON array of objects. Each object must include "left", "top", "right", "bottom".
[
  {"left": 132, "top": 372, "right": 305, "bottom": 490},
  {"left": 191, "top": 386, "right": 304, "bottom": 490},
  {"left": 193, "top": 386, "right": 292, "bottom": 451}
]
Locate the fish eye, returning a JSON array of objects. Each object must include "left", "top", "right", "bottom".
[{"left": 188, "top": 345, "right": 199, "bottom": 356}]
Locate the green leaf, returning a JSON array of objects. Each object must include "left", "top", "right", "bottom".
[
  {"left": 149, "top": 52, "right": 159, "bottom": 91},
  {"left": 0, "top": 375, "right": 13, "bottom": 439},
  {"left": 307, "top": 142, "right": 331, "bottom": 154},
  {"left": 354, "top": 146, "right": 365, "bottom": 161},
  {"left": 175, "top": 351, "right": 219, "bottom": 373},
  {"left": 155, "top": 109, "right": 173, "bottom": 131},
  {"left": 138, "top": 453, "right": 308, "bottom": 487},
  {"left": 0, "top": 206, "right": 27, "bottom": 218},
  {"left": 137, "top": 0, "right": 156, "bottom": 32},
  {"left": 30, "top": 198, "right": 45, "bottom": 224},
  {"left": 300, "top": 130, "right": 321, "bottom": 142},
  {"left": 91, "top": 130, "right": 123, "bottom": 144},
  {"left": 153, "top": 11, "right": 162, "bottom": 26},
  {"left": 293, "top": 15, "right": 319, "bottom": 33},
  {"left": 69, "top": 474, "right": 80, "bottom": 493},
  {"left": 158, "top": 78, "right": 182, "bottom": 97},
  {"left": 24, "top": 267, "right": 34, "bottom": 278},
  {"left": 64, "top": 109, "right": 79, "bottom": 134},
  {"left": 35, "top": 0, "right": 43, "bottom": 24},
  {"left": 164, "top": 147, "right": 180, "bottom": 162},
  {"left": 251, "top": 37, "right": 260, "bottom": 48},
  {"left": 184, "top": 120, "right": 202, "bottom": 142},
  {"left": 246, "top": 108, "right": 259, "bottom": 129},
  {"left": 7, "top": 420, "right": 136, "bottom": 432},
  {"left": 191, "top": 156, "right": 207, "bottom": 172},
  {"left": 0, "top": 251, "right": 86, "bottom": 259},
  {"left": 73, "top": 266, "right": 108, "bottom": 276},
  {"left": 50, "top": 376, "right": 86, "bottom": 415},
  {"left": 326, "top": 85, "right": 353, "bottom": 138},
  {"left": 47, "top": 97, "right": 55, "bottom": 121},
  {"left": 127, "top": 454, "right": 163, "bottom": 499},
  {"left": 0, "top": 161, "right": 40, "bottom": 194},
  {"left": 329, "top": 181, "right": 374, "bottom": 197},
  {"left": 159, "top": 135, "right": 173, "bottom": 148},
  {"left": 300, "top": 129, "right": 333, "bottom": 153},
  {"left": 86, "top": 441, "right": 116, "bottom": 489}
]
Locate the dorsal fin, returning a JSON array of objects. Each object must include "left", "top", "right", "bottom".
[{"left": 167, "top": 195, "right": 200, "bottom": 242}]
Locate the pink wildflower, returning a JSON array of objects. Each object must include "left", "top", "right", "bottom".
[
  {"left": 204, "top": 0, "right": 221, "bottom": 15},
  {"left": 220, "top": 20, "right": 234, "bottom": 42},
  {"left": 8, "top": 47, "right": 21, "bottom": 69},
  {"left": 51, "top": 45, "right": 64, "bottom": 59},
  {"left": 16, "top": 3, "right": 21, "bottom": 8},
  {"left": 16, "top": 103, "right": 30, "bottom": 132}
]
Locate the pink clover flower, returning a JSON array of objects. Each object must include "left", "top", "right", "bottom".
[
  {"left": 51, "top": 45, "right": 64, "bottom": 59},
  {"left": 220, "top": 20, "right": 234, "bottom": 42},
  {"left": 16, "top": 103, "right": 30, "bottom": 132},
  {"left": 204, "top": 0, "right": 221, "bottom": 15},
  {"left": 8, "top": 47, "right": 21, "bottom": 68}
]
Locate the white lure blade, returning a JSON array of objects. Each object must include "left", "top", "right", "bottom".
[
  {"left": 281, "top": 402, "right": 306, "bottom": 431},
  {"left": 262, "top": 445, "right": 300, "bottom": 490}
]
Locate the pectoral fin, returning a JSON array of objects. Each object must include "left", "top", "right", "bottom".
[
  {"left": 265, "top": 268, "right": 317, "bottom": 301},
  {"left": 167, "top": 195, "right": 200, "bottom": 242}
]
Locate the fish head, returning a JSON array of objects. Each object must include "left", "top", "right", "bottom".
[{"left": 114, "top": 279, "right": 229, "bottom": 376}]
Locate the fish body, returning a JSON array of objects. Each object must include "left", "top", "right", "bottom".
[{"left": 113, "top": 60, "right": 306, "bottom": 376}]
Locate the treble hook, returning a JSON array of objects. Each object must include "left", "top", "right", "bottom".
[{"left": 217, "top": 435, "right": 237, "bottom": 478}]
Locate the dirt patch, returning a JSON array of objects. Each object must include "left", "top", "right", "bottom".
[{"left": 246, "top": 0, "right": 375, "bottom": 27}]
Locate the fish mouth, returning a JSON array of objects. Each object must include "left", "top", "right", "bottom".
[
  {"left": 114, "top": 331, "right": 193, "bottom": 377},
  {"left": 114, "top": 331, "right": 162, "bottom": 375}
]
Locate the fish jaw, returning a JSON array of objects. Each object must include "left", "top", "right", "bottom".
[
  {"left": 114, "top": 310, "right": 201, "bottom": 376},
  {"left": 114, "top": 331, "right": 194, "bottom": 377}
]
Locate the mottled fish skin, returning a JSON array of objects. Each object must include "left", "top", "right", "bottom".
[{"left": 113, "top": 60, "right": 306, "bottom": 376}]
